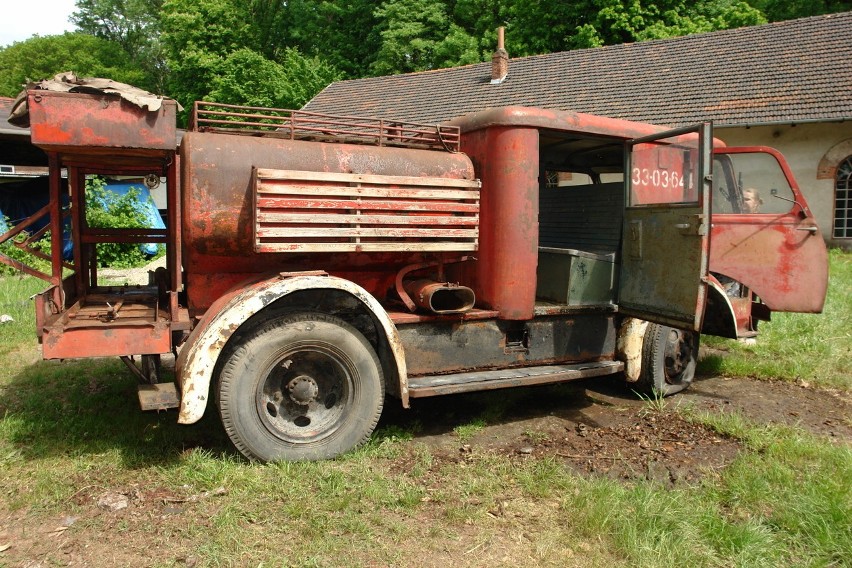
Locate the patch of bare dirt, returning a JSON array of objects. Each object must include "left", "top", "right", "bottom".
[
  {"left": 0, "top": 484, "right": 221, "bottom": 567},
  {"left": 680, "top": 375, "right": 852, "bottom": 439},
  {"left": 380, "top": 374, "right": 852, "bottom": 487}
]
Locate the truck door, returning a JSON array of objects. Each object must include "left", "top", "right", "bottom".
[
  {"left": 619, "top": 123, "right": 713, "bottom": 331},
  {"left": 709, "top": 147, "right": 828, "bottom": 313}
]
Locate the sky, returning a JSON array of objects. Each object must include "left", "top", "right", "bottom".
[{"left": 0, "top": 0, "right": 78, "bottom": 48}]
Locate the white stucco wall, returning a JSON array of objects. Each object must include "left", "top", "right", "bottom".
[{"left": 716, "top": 122, "right": 852, "bottom": 250}]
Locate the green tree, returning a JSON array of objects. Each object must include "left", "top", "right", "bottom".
[
  {"left": 160, "top": 0, "right": 341, "bottom": 116},
  {"left": 246, "top": 0, "right": 292, "bottom": 61},
  {"left": 71, "top": 0, "right": 166, "bottom": 92},
  {"left": 571, "top": 0, "right": 766, "bottom": 48},
  {"left": 159, "top": 0, "right": 255, "bottom": 110},
  {"left": 208, "top": 47, "right": 340, "bottom": 110},
  {"left": 371, "top": 0, "right": 482, "bottom": 75},
  {"left": 502, "top": 0, "right": 588, "bottom": 54},
  {"left": 286, "top": 0, "right": 381, "bottom": 78},
  {"left": 0, "top": 33, "right": 147, "bottom": 98},
  {"left": 746, "top": 0, "right": 851, "bottom": 21}
]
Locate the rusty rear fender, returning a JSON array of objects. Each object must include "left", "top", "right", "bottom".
[{"left": 175, "top": 273, "right": 408, "bottom": 424}]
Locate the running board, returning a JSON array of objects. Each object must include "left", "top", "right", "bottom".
[{"left": 407, "top": 361, "right": 624, "bottom": 398}]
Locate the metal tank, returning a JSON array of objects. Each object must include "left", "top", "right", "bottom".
[{"left": 180, "top": 128, "right": 477, "bottom": 313}]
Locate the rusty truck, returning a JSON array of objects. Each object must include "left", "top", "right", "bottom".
[{"left": 1, "top": 86, "right": 828, "bottom": 461}]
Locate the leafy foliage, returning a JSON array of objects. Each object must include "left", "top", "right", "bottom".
[
  {"left": 71, "top": 0, "right": 166, "bottom": 92},
  {"left": 573, "top": 0, "right": 767, "bottom": 47},
  {"left": 159, "top": 0, "right": 341, "bottom": 118},
  {"left": 746, "top": 0, "right": 852, "bottom": 21},
  {"left": 370, "top": 0, "right": 481, "bottom": 75},
  {"left": 0, "top": 33, "right": 147, "bottom": 98},
  {"left": 285, "top": 0, "right": 381, "bottom": 79},
  {"left": 0, "top": 223, "right": 51, "bottom": 277},
  {"left": 207, "top": 48, "right": 340, "bottom": 110},
  {"left": 2, "top": 0, "right": 848, "bottom": 109},
  {"left": 85, "top": 178, "right": 161, "bottom": 268}
]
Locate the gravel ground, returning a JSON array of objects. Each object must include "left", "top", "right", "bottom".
[{"left": 97, "top": 256, "right": 167, "bottom": 285}]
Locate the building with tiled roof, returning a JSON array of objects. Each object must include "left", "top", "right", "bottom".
[{"left": 305, "top": 12, "right": 852, "bottom": 247}]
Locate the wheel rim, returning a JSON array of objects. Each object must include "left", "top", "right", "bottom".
[
  {"left": 663, "top": 328, "right": 695, "bottom": 385},
  {"left": 255, "top": 342, "right": 356, "bottom": 444}
]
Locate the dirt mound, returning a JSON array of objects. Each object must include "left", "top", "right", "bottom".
[{"left": 382, "top": 374, "right": 851, "bottom": 487}]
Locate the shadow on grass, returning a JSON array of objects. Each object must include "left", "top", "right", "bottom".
[
  {"left": 3, "top": 357, "right": 730, "bottom": 464},
  {"left": 0, "top": 357, "right": 232, "bottom": 467},
  {"left": 3, "top": 356, "right": 626, "bottom": 465},
  {"left": 377, "top": 374, "right": 635, "bottom": 440},
  {"left": 376, "top": 360, "right": 743, "bottom": 443}
]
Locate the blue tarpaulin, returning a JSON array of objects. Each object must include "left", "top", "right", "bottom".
[
  {"left": 0, "top": 177, "right": 164, "bottom": 259},
  {"left": 93, "top": 182, "right": 165, "bottom": 256}
]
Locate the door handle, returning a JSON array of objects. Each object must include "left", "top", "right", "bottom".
[
  {"left": 676, "top": 215, "right": 708, "bottom": 236},
  {"left": 796, "top": 226, "right": 818, "bottom": 235}
]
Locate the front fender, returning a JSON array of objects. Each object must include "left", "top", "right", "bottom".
[
  {"left": 175, "top": 273, "right": 407, "bottom": 424},
  {"left": 702, "top": 273, "right": 741, "bottom": 339}
]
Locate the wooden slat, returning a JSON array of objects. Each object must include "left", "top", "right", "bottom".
[
  {"left": 257, "top": 197, "right": 479, "bottom": 213},
  {"left": 257, "top": 242, "right": 478, "bottom": 253},
  {"left": 258, "top": 227, "right": 478, "bottom": 239},
  {"left": 258, "top": 182, "right": 479, "bottom": 201},
  {"left": 253, "top": 168, "right": 480, "bottom": 253},
  {"left": 256, "top": 168, "right": 480, "bottom": 189},
  {"left": 258, "top": 212, "right": 479, "bottom": 226}
]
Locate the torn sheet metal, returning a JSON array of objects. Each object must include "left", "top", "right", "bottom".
[{"left": 8, "top": 72, "right": 181, "bottom": 127}]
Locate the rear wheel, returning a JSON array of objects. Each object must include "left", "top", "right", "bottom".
[
  {"left": 636, "top": 323, "right": 698, "bottom": 396},
  {"left": 217, "top": 312, "right": 384, "bottom": 462}
]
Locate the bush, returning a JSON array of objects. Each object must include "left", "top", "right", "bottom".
[
  {"left": 85, "top": 177, "right": 163, "bottom": 268},
  {"left": 0, "top": 224, "right": 51, "bottom": 277}
]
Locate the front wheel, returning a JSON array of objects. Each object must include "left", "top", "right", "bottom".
[
  {"left": 636, "top": 323, "right": 698, "bottom": 396},
  {"left": 216, "top": 312, "right": 384, "bottom": 462}
]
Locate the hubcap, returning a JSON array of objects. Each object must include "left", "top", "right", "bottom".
[
  {"left": 287, "top": 375, "right": 319, "bottom": 405},
  {"left": 255, "top": 345, "right": 355, "bottom": 444}
]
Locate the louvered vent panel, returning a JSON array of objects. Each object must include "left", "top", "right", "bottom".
[{"left": 253, "top": 168, "right": 480, "bottom": 253}]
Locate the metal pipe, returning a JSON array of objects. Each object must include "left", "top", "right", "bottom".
[{"left": 403, "top": 279, "right": 475, "bottom": 314}]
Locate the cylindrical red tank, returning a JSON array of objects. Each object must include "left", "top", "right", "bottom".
[
  {"left": 456, "top": 126, "right": 539, "bottom": 320},
  {"left": 180, "top": 131, "right": 476, "bottom": 312}
]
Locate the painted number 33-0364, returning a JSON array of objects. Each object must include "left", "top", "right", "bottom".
[{"left": 632, "top": 168, "right": 684, "bottom": 188}]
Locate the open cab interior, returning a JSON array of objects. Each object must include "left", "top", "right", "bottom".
[
  {"left": 535, "top": 130, "right": 624, "bottom": 315},
  {"left": 533, "top": 121, "right": 712, "bottom": 332}
]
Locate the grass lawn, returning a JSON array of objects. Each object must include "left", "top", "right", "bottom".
[
  {"left": 700, "top": 248, "right": 852, "bottom": 392},
  {"left": 0, "top": 251, "right": 849, "bottom": 566}
]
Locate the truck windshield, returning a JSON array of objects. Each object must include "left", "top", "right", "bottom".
[{"left": 712, "top": 152, "right": 795, "bottom": 215}]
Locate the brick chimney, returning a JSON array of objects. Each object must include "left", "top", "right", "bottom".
[{"left": 491, "top": 27, "right": 508, "bottom": 84}]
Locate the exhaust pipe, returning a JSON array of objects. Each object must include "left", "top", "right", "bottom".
[{"left": 403, "top": 279, "right": 475, "bottom": 314}]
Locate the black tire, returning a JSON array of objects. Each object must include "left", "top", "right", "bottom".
[
  {"left": 216, "top": 312, "right": 384, "bottom": 462},
  {"left": 636, "top": 323, "right": 698, "bottom": 396}
]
